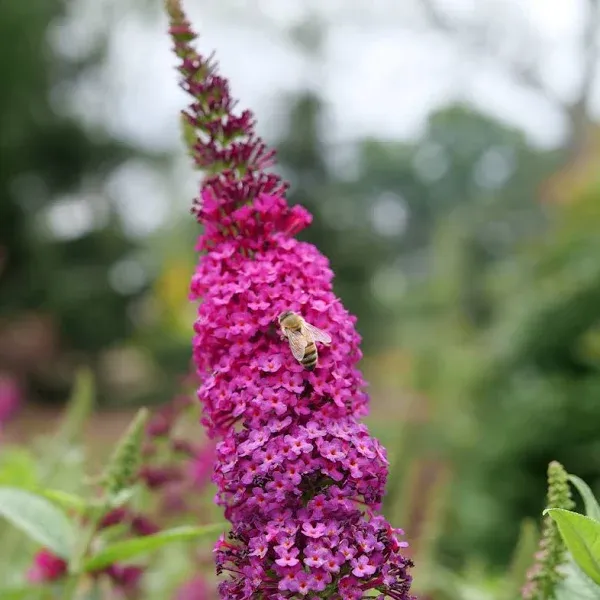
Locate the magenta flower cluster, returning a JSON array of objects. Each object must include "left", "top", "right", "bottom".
[
  {"left": 168, "top": 1, "right": 414, "bottom": 598},
  {"left": 192, "top": 194, "right": 413, "bottom": 600},
  {"left": 27, "top": 549, "right": 68, "bottom": 583}
]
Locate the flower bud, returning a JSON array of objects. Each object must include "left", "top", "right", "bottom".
[{"left": 103, "top": 408, "right": 148, "bottom": 497}]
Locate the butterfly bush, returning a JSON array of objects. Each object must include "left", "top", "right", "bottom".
[{"left": 167, "top": 1, "right": 414, "bottom": 598}]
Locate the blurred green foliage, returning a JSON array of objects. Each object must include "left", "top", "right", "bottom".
[
  {"left": 0, "top": 0, "right": 174, "bottom": 406},
  {"left": 1, "top": 0, "right": 132, "bottom": 319},
  {"left": 0, "top": 369, "right": 93, "bottom": 586},
  {"left": 399, "top": 174, "right": 600, "bottom": 570},
  {"left": 0, "top": 370, "right": 220, "bottom": 599}
]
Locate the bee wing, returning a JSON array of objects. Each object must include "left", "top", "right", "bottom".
[
  {"left": 286, "top": 329, "right": 308, "bottom": 361},
  {"left": 303, "top": 322, "right": 332, "bottom": 345}
]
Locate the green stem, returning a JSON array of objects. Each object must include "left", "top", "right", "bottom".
[{"left": 64, "top": 501, "right": 108, "bottom": 600}]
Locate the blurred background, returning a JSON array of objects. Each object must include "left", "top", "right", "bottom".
[{"left": 2, "top": 0, "right": 600, "bottom": 596}]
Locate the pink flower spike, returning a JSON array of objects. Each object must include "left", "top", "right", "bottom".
[{"left": 166, "top": 1, "right": 415, "bottom": 598}]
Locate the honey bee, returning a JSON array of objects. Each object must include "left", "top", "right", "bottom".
[{"left": 278, "top": 311, "right": 332, "bottom": 371}]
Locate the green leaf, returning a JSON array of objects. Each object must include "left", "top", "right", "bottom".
[
  {"left": 0, "top": 447, "right": 39, "bottom": 489},
  {"left": 504, "top": 518, "right": 539, "bottom": 600},
  {"left": 556, "top": 555, "right": 600, "bottom": 600},
  {"left": 36, "top": 368, "right": 93, "bottom": 487},
  {"left": 97, "top": 522, "right": 131, "bottom": 544},
  {"left": 0, "top": 588, "right": 40, "bottom": 600},
  {"left": 83, "top": 523, "right": 227, "bottom": 572},
  {"left": 0, "top": 487, "right": 76, "bottom": 559},
  {"left": 570, "top": 475, "right": 600, "bottom": 522},
  {"left": 106, "top": 486, "right": 138, "bottom": 509},
  {"left": 102, "top": 408, "right": 148, "bottom": 496},
  {"left": 40, "top": 489, "right": 87, "bottom": 514},
  {"left": 57, "top": 368, "right": 95, "bottom": 444},
  {"left": 546, "top": 508, "right": 600, "bottom": 585}
]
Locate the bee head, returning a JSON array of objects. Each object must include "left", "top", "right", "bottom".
[{"left": 278, "top": 311, "right": 293, "bottom": 324}]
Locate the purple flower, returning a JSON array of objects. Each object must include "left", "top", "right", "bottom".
[
  {"left": 257, "top": 354, "right": 283, "bottom": 373},
  {"left": 105, "top": 564, "right": 144, "bottom": 593},
  {"left": 352, "top": 555, "right": 378, "bottom": 578},
  {"left": 27, "top": 549, "right": 67, "bottom": 583},
  {"left": 131, "top": 514, "right": 161, "bottom": 537},
  {"left": 99, "top": 507, "right": 129, "bottom": 529},
  {"left": 139, "top": 465, "right": 183, "bottom": 489},
  {"left": 304, "top": 543, "right": 327, "bottom": 568},
  {"left": 167, "top": 1, "right": 414, "bottom": 598},
  {"left": 274, "top": 546, "right": 300, "bottom": 567}
]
